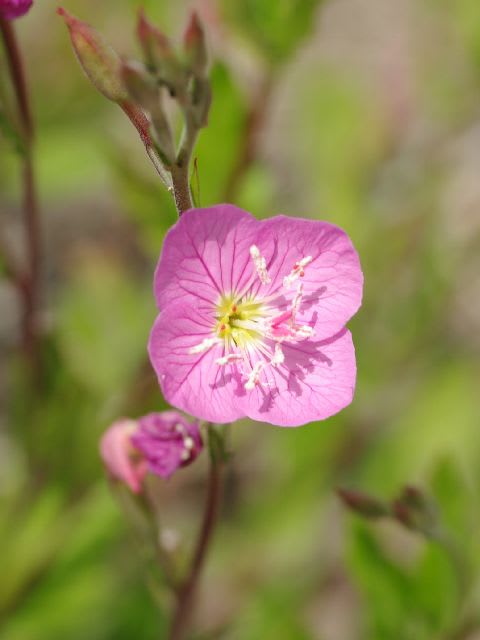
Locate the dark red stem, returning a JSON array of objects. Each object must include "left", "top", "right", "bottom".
[
  {"left": 0, "top": 18, "right": 41, "bottom": 371},
  {"left": 168, "top": 450, "right": 224, "bottom": 640}
]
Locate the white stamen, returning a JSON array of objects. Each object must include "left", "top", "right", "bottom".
[
  {"left": 250, "top": 245, "right": 271, "bottom": 285},
  {"left": 183, "top": 436, "right": 194, "bottom": 450},
  {"left": 283, "top": 256, "right": 313, "bottom": 288},
  {"left": 291, "top": 283, "right": 304, "bottom": 316},
  {"left": 215, "top": 353, "right": 244, "bottom": 366},
  {"left": 245, "top": 360, "right": 265, "bottom": 391},
  {"left": 175, "top": 423, "right": 186, "bottom": 434},
  {"left": 293, "top": 325, "right": 315, "bottom": 339},
  {"left": 271, "top": 342, "right": 285, "bottom": 366},
  {"left": 180, "top": 449, "right": 191, "bottom": 461},
  {"left": 189, "top": 336, "right": 221, "bottom": 354}
]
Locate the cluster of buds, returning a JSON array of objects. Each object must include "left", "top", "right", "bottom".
[
  {"left": 100, "top": 411, "right": 203, "bottom": 492},
  {"left": 0, "top": 0, "right": 32, "bottom": 20},
  {"left": 57, "top": 7, "right": 211, "bottom": 198},
  {"left": 337, "top": 485, "right": 441, "bottom": 539}
]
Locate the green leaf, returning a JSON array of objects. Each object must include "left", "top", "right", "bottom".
[
  {"left": 222, "top": 0, "right": 323, "bottom": 63},
  {"left": 347, "top": 524, "right": 415, "bottom": 639}
]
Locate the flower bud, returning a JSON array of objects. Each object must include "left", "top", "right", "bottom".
[
  {"left": 136, "top": 9, "right": 187, "bottom": 99},
  {"left": 190, "top": 77, "right": 212, "bottom": 128},
  {"left": 337, "top": 488, "right": 390, "bottom": 519},
  {"left": 100, "top": 419, "right": 148, "bottom": 493},
  {"left": 184, "top": 12, "right": 208, "bottom": 80},
  {"left": 392, "top": 485, "right": 438, "bottom": 536},
  {"left": 131, "top": 412, "right": 203, "bottom": 479},
  {"left": 122, "top": 60, "right": 160, "bottom": 110},
  {"left": 137, "top": 9, "right": 172, "bottom": 64},
  {"left": 0, "top": 0, "right": 32, "bottom": 20},
  {"left": 122, "top": 60, "right": 175, "bottom": 164},
  {"left": 57, "top": 8, "right": 128, "bottom": 104}
]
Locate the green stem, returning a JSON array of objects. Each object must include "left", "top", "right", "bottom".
[{"left": 170, "top": 164, "right": 193, "bottom": 215}]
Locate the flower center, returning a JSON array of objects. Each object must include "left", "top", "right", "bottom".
[
  {"left": 189, "top": 246, "right": 315, "bottom": 392},
  {"left": 215, "top": 294, "right": 265, "bottom": 348}
]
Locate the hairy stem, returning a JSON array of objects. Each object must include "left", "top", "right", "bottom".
[
  {"left": 168, "top": 429, "right": 225, "bottom": 640},
  {"left": 0, "top": 18, "right": 41, "bottom": 371},
  {"left": 170, "top": 164, "right": 193, "bottom": 215}
]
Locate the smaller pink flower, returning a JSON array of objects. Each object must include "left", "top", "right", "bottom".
[
  {"left": 0, "top": 0, "right": 33, "bottom": 20},
  {"left": 100, "top": 419, "right": 148, "bottom": 493},
  {"left": 131, "top": 412, "right": 203, "bottom": 479}
]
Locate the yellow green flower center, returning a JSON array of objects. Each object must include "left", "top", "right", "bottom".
[{"left": 215, "top": 294, "right": 265, "bottom": 348}]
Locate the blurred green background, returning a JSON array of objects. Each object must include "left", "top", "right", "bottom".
[{"left": 1, "top": 0, "right": 480, "bottom": 638}]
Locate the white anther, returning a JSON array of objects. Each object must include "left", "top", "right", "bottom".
[
  {"left": 175, "top": 423, "right": 186, "bottom": 434},
  {"left": 271, "top": 342, "right": 285, "bottom": 366},
  {"left": 180, "top": 449, "right": 191, "bottom": 461},
  {"left": 250, "top": 245, "right": 271, "bottom": 285},
  {"left": 283, "top": 256, "right": 313, "bottom": 288},
  {"left": 189, "top": 336, "right": 221, "bottom": 354},
  {"left": 293, "top": 325, "right": 315, "bottom": 339},
  {"left": 215, "top": 353, "right": 244, "bottom": 366},
  {"left": 244, "top": 360, "right": 265, "bottom": 391},
  {"left": 183, "top": 436, "right": 195, "bottom": 450}
]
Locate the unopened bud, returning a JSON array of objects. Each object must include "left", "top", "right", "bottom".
[
  {"left": 0, "top": 0, "right": 33, "bottom": 20},
  {"left": 122, "top": 60, "right": 158, "bottom": 111},
  {"left": 337, "top": 488, "right": 391, "bottom": 519},
  {"left": 137, "top": 9, "right": 172, "bottom": 67},
  {"left": 122, "top": 60, "right": 175, "bottom": 164},
  {"left": 184, "top": 12, "right": 208, "bottom": 79},
  {"left": 100, "top": 419, "right": 147, "bottom": 493},
  {"left": 190, "top": 77, "right": 212, "bottom": 128},
  {"left": 58, "top": 8, "right": 128, "bottom": 104},
  {"left": 392, "top": 485, "right": 438, "bottom": 536},
  {"left": 136, "top": 8, "right": 187, "bottom": 99}
]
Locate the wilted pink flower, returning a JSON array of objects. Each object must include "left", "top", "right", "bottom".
[
  {"left": 0, "top": 0, "right": 32, "bottom": 20},
  {"left": 100, "top": 419, "right": 147, "bottom": 493},
  {"left": 131, "top": 412, "right": 203, "bottom": 479},
  {"left": 149, "top": 205, "right": 363, "bottom": 427}
]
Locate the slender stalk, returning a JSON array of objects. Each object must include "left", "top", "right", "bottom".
[
  {"left": 170, "top": 164, "right": 193, "bottom": 215},
  {"left": 168, "top": 434, "right": 225, "bottom": 640},
  {"left": 0, "top": 18, "right": 32, "bottom": 139},
  {"left": 169, "top": 116, "right": 197, "bottom": 215},
  {"left": 0, "top": 18, "right": 41, "bottom": 371}
]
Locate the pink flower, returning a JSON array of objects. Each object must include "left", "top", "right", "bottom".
[
  {"left": 0, "top": 0, "right": 32, "bottom": 20},
  {"left": 131, "top": 412, "right": 203, "bottom": 479},
  {"left": 100, "top": 414, "right": 203, "bottom": 490},
  {"left": 100, "top": 419, "right": 148, "bottom": 493},
  {"left": 149, "top": 205, "right": 363, "bottom": 427}
]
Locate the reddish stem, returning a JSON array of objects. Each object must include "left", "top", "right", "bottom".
[
  {"left": 168, "top": 448, "right": 224, "bottom": 640},
  {"left": 0, "top": 18, "right": 41, "bottom": 371}
]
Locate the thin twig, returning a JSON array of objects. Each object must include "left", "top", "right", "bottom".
[
  {"left": 0, "top": 18, "right": 41, "bottom": 371},
  {"left": 168, "top": 429, "right": 225, "bottom": 640},
  {"left": 170, "top": 163, "right": 193, "bottom": 215}
]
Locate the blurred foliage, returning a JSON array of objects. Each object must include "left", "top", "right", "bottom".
[
  {"left": 221, "top": 0, "right": 322, "bottom": 64},
  {"left": 1, "top": 0, "right": 480, "bottom": 639}
]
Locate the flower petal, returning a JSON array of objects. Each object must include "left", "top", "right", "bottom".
[
  {"left": 239, "top": 329, "right": 357, "bottom": 427},
  {"left": 148, "top": 301, "right": 245, "bottom": 423},
  {"left": 254, "top": 216, "right": 363, "bottom": 340},
  {"left": 154, "top": 204, "right": 259, "bottom": 310}
]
